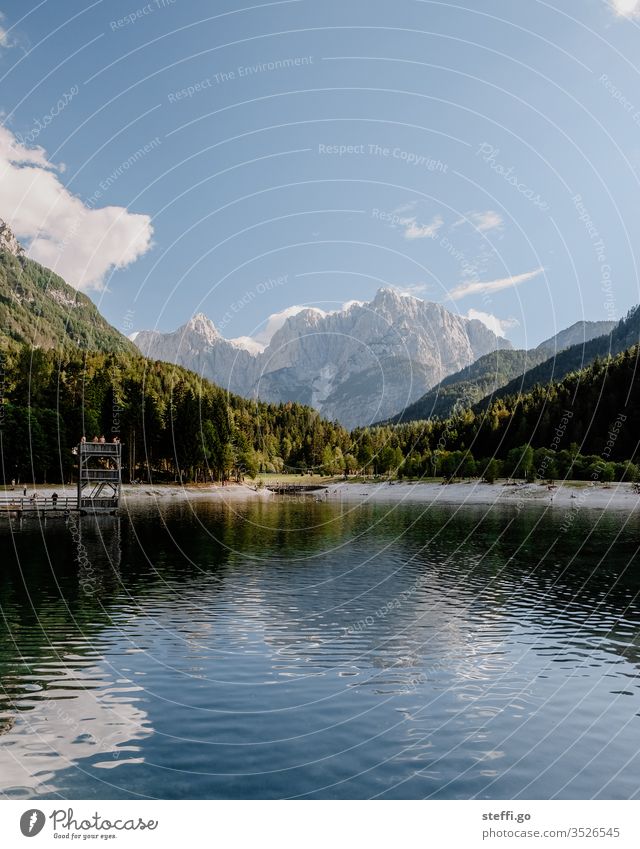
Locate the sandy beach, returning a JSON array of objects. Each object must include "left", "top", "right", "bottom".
[
  {"left": 0, "top": 481, "right": 274, "bottom": 504},
  {"left": 324, "top": 479, "right": 640, "bottom": 512},
  {"left": 3, "top": 479, "right": 639, "bottom": 512},
  {"left": 121, "top": 478, "right": 640, "bottom": 512}
]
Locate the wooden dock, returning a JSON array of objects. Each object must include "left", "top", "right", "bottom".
[{"left": 0, "top": 496, "right": 78, "bottom": 516}]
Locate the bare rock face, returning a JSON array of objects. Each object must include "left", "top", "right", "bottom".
[
  {"left": 133, "top": 290, "right": 510, "bottom": 428},
  {"left": 133, "top": 314, "right": 259, "bottom": 396},
  {"left": 0, "top": 219, "right": 26, "bottom": 259}
]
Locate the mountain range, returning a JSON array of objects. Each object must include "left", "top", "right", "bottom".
[
  {"left": 131, "top": 293, "right": 621, "bottom": 428},
  {"left": 132, "top": 290, "right": 511, "bottom": 428},
  {"left": 1, "top": 214, "right": 634, "bottom": 435}
]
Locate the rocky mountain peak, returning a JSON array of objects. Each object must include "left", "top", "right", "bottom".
[
  {"left": 372, "top": 287, "right": 411, "bottom": 308},
  {"left": 0, "top": 219, "right": 26, "bottom": 259},
  {"left": 184, "top": 312, "right": 220, "bottom": 345}
]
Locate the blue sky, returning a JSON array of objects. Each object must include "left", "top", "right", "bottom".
[{"left": 1, "top": 0, "right": 640, "bottom": 348}]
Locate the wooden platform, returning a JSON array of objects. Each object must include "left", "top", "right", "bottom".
[
  {"left": 77, "top": 441, "right": 122, "bottom": 514},
  {"left": 0, "top": 496, "right": 78, "bottom": 515}
]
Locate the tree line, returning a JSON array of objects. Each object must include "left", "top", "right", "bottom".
[
  {"left": 1, "top": 339, "right": 639, "bottom": 485},
  {"left": 0, "top": 346, "right": 352, "bottom": 484},
  {"left": 356, "top": 344, "right": 640, "bottom": 483}
]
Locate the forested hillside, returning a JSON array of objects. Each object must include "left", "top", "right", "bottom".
[
  {"left": 0, "top": 346, "right": 351, "bottom": 483},
  {"left": 0, "top": 247, "right": 136, "bottom": 354},
  {"left": 474, "top": 306, "right": 640, "bottom": 412},
  {"left": 4, "top": 336, "right": 640, "bottom": 485},
  {"left": 2, "top": 222, "right": 639, "bottom": 486},
  {"left": 358, "top": 344, "right": 640, "bottom": 483},
  {"left": 386, "top": 348, "right": 548, "bottom": 423},
  {"left": 389, "top": 318, "right": 624, "bottom": 425}
]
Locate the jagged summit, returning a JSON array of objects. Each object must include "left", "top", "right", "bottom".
[
  {"left": 0, "top": 218, "right": 25, "bottom": 260},
  {"left": 373, "top": 286, "right": 403, "bottom": 302},
  {"left": 184, "top": 312, "right": 221, "bottom": 344}
]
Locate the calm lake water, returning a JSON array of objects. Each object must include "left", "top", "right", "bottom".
[{"left": 1, "top": 497, "right": 639, "bottom": 800}]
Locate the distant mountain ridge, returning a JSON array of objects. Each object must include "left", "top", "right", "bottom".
[
  {"left": 388, "top": 319, "right": 617, "bottom": 423},
  {"left": 133, "top": 288, "right": 510, "bottom": 428},
  {"left": 0, "top": 218, "right": 135, "bottom": 354},
  {"left": 472, "top": 307, "right": 640, "bottom": 412},
  {"left": 535, "top": 320, "right": 616, "bottom": 356}
]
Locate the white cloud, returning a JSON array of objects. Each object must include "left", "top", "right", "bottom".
[
  {"left": 383, "top": 201, "right": 443, "bottom": 240},
  {"left": 390, "top": 283, "right": 429, "bottom": 298},
  {"left": 403, "top": 215, "right": 443, "bottom": 240},
  {"left": 611, "top": 0, "right": 640, "bottom": 17},
  {"left": 455, "top": 210, "right": 504, "bottom": 233},
  {"left": 466, "top": 308, "right": 519, "bottom": 338},
  {"left": 231, "top": 301, "right": 363, "bottom": 351},
  {"left": 450, "top": 267, "right": 544, "bottom": 300},
  {"left": 252, "top": 305, "right": 326, "bottom": 346},
  {"left": 229, "top": 335, "right": 264, "bottom": 355},
  {"left": 0, "top": 11, "right": 18, "bottom": 50},
  {"left": 0, "top": 125, "right": 153, "bottom": 289},
  {"left": 0, "top": 12, "right": 8, "bottom": 48}
]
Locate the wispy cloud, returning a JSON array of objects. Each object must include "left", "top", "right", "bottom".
[
  {"left": 403, "top": 215, "right": 443, "bottom": 240},
  {"left": 0, "top": 11, "right": 16, "bottom": 50},
  {"left": 0, "top": 125, "right": 154, "bottom": 289},
  {"left": 455, "top": 210, "right": 504, "bottom": 233},
  {"left": 384, "top": 201, "right": 444, "bottom": 240},
  {"left": 450, "top": 267, "right": 544, "bottom": 300},
  {"left": 610, "top": 0, "right": 640, "bottom": 18},
  {"left": 391, "top": 283, "right": 429, "bottom": 297},
  {"left": 466, "top": 308, "right": 519, "bottom": 338}
]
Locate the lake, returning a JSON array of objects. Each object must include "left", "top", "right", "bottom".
[{"left": 1, "top": 497, "right": 639, "bottom": 799}]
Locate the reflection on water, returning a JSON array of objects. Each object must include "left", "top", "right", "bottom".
[{"left": 1, "top": 499, "right": 639, "bottom": 799}]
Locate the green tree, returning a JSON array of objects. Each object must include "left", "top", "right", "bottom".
[
  {"left": 506, "top": 444, "right": 534, "bottom": 480},
  {"left": 483, "top": 458, "right": 501, "bottom": 484},
  {"left": 461, "top": 452, "right": 476, "bottom": 479},
  {"left": 343, "top": 453, "right": 358, "bottom": 476}
]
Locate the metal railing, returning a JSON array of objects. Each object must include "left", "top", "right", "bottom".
[
  {"left": 79, "top": 443, "right": 121, "bottom": 454},
  {"left": 0, "top": 495, "right": 121, "bottom": 514},
  {"left": 79, "top": 469, "right": 120, "bottom": 480},
  {"left": 0, "top": 496, "right": 77, "bottom": 512}
]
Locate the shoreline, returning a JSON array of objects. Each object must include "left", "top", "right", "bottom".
[
  {"left": 3, "top": 479, "right": 639, "bottom": 512},
  {"left": 324, "top": 479, "right": 640, "bottom": 512}
]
